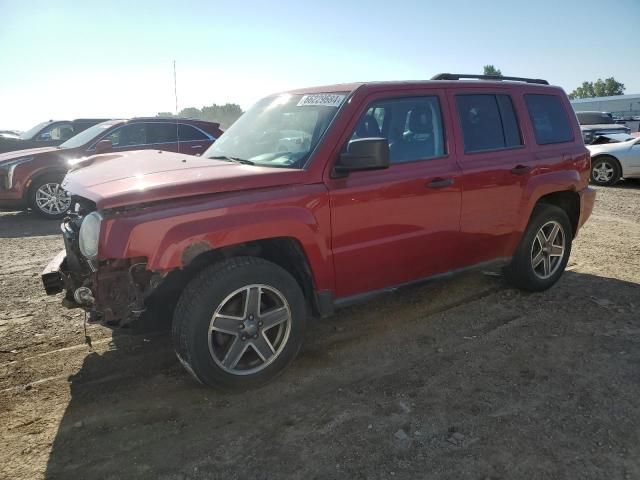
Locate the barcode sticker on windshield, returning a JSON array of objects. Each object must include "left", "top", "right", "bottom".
[{"left": 297, "top": 94, "right": 345, "bottom": 107}]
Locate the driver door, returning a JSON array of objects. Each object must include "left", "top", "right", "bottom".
[{"left": 326, "top": 91, "right": 463, "bottom": 299}]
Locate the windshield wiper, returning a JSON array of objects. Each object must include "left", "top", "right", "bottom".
[{"left": 209, "top": 155, "right": 255, "bottom": 165}]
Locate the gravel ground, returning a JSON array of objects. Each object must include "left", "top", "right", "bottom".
[{"left": 0, "top": 182, "right": 639, "bottom": 480}]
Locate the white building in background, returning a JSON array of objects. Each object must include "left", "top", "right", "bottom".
[{"left": 570, "top": 94, "right": 640, "bottom": 116}]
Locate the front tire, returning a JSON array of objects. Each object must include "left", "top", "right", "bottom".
[
  {"left": 172, "top": 256, "right": 307, "bottom": 390},
  {"left": 28, "top": 174, "right": 72, "bottom": 219},
  {"left": 591, "top": 156, "right": 621, "bottom": 186},
  {"left": 505, "top": 204, "right": 572, "bottom": 292}
]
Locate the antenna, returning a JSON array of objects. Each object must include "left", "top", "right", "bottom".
[{"left": 174, "top": 60, "right": 180, "bottom": 150}]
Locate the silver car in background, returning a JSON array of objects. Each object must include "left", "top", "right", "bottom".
[{"left": 587, "top": 133, "right": 640, "bottom": 185}]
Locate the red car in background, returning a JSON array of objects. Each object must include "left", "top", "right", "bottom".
[{"left": 0, "top": 118, "right": 223, "bottom": 218}]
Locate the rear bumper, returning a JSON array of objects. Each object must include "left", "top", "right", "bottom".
[{"left": 577, "top": 186, "right": 596, "bottom": 233}]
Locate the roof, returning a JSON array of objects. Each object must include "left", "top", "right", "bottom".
[
  {"left": 286, "top": 79, "right": 560, "bottom": 96},
  {"left": 129, "top": 117, "right": 220, "bottom": 125},
  {"left": 571, "top": 94, "right": 640, "bottom": 104}
]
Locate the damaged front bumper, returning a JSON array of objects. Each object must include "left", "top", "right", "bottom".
[{"left": 41, "top": 218, "right": 152, "bottom": 326}]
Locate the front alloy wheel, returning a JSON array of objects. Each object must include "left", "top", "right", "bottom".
[
  {"left": 209, "top": 285, "right": 292, "bottom": 375},
  {"left": 29, "top": 175, "right": 72, "bottom": 219},
  {"left": 172, "top": 256, "right": 307, "bottom": 390},
  {"left": 591, "top": 157, "right": 621, "bottom": 186}
]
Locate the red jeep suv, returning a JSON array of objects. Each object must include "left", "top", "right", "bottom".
[
  {"left": 42, "top": 74, "right": 595, "bottom": 390},
  {"left": 0, "top": 118, "right": 223, "bottom": 218}
]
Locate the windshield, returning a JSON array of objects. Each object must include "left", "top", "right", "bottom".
[
  {"left": 58, "top": 121, "right": 117, "bottom": 149},
  {"left": 203, "top": 92, "right": 347, "bottom": 168},
  {"left": 20, "top": 121, "right": 51, "bottom": 140}
]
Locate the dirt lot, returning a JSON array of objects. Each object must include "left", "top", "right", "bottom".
[{"left": 1, "top": 183, "right": 639, "bottom": 480}]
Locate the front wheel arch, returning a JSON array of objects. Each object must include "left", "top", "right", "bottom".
[
  {"left": 24, "top": 168, "right": 68, "bottom": 203},
  {"left": 26, "top": 170, "right": 72, "bottom": 218}
]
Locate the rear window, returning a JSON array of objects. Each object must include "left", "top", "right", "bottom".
[
  {"left": 525, "top": 94, "right": 573, "bottom": 145},
  {"left": 456, "top": 94, "right": 522, "bottom": 153},
  {"left": 576, "top": 111, "right": 614, "bottom": 125}
]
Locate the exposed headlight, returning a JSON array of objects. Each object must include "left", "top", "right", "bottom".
[{"left": 79, "top": 211, "right": 103, "bottom": 260}]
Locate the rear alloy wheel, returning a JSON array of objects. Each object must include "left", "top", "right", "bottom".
[
  {"left": 29, "top": 175, "right": 72, "bottom": 219},
  {"left": 505, "top": 204, "right": 572, "bottom": 292},
  {"left": 591, "top": 157, "right": 621, "bottom": 186},
  {"left": 172, "top": 256, "right": 307, "bottom": 390},
  {"left": 530, "top": 220, "right": 565, "bottom": 280}
]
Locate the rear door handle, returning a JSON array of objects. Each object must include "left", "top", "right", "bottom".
[
  {"left": 191, "top": 145, "right": 203, "bottom": 149},
  {"left": 426, "top": 177, "right": 454, "bottom": 189},
  {"left": 511, "top": 165, "right": 532, "bottom": 175}
]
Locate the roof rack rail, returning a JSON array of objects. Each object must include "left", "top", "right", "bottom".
[{"left": 431, "top": 73, "right": 549, "bottom": 85}]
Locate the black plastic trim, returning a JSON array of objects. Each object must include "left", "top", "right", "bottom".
[{"left": 432, "top": 73, "right": 549, "bottom": 85}]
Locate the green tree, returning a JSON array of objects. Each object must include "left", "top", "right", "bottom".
[
  {"left": 568, "top": 77, "right": 625, "bottom": 99},
  {"left": 483, "top": 65, "right": 502, "bottom": 76},
  {"left": 157, "top": 103, "right": 244, "bottom": 128},
  {"left": 179, "top": 107, "right": 204, "bottom": 120},
  {"left": 199, "top": 103, "right": 243, "bottom": 128}
]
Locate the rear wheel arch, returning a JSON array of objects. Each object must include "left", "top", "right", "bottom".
[
  {"left": 535, "top": 190, "right": 580, "bottom": 237},
  {"left": 592, "top": 153, "right": 621, "bottom": 170}
]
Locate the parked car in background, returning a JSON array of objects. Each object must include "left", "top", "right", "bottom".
[
  {"left": 575, "top": 111, "right": 630, "bottom": 144},
  {"left": 0, "top": 119, "right": 110, "bottom": 153},
  {"left": 0, "top": 117, "right": 223, "bottom": 218},
  {"left": 587, "top": 133, "right": 640, "bottom": 185},
  {"left": 0, "top": 130, "right": 21, "bottom": 140},
  {"left": 42, "top": 73, "right": 595, "bottom": 390}
]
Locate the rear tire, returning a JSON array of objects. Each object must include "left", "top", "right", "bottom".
[
  {"left": 172, "top": 256, "right": 307, "bottom": 390},
  {"left": 591, "top": 156, "right": 621, "bottom": 186},
  {"left": 28, "top": 174, "right": 72, "bottom": 219},
  {"left": 505, "top": 204, "right": 572, "bottom": 292}
]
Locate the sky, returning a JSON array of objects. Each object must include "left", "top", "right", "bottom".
[{"left": 1, "top": 0, "right": 639, "bottom": 130}]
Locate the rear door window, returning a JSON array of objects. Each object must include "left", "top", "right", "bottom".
[
  {"left": 456, "top": 94, "right": 522, "bottom": 153},
  {"left": 524, "top": 94, "right": 573, "bottom": 144},
  {"left": 178, "top": 124, "right": 209, "bottom": 141},
  {"left": 147, "top": 123, "right": 178, "bottom": 144},
  {"left": 105, "top": 123, "right": 147, "bottom": 147}
]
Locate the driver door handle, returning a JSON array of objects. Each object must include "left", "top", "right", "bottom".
[
  {"left": 511, "top": 165, "right": 532, "bottom": 175},
  {"left": 426, "top": 177, "right": 454, "bottom": 189}
]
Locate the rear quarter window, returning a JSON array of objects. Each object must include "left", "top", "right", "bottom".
[{"left": 524, "top": 94, "right": 573, "bottom": 145}]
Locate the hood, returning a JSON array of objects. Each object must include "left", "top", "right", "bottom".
[
  {"left": 580, "top": 124, "right": 629, "bottom": 131},
  {"left": 587, "top": 139, "right": 637, "bottom": 155},
  {"left": 0, "top": 146, "right": 60, "bottom": 164},
  {"left": 62, "top": 150, "right": 306, "bottom": 210}
]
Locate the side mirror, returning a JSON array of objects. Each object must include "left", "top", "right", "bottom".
[
  {"left": 94, "top": 139, "right": 113, "bottom": 154},
  {"left": 334, "top": 138, "right": 390, "bottom": 176},
  {"left": 38, "top": 132, "right": 52, "bottom": 141}
]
